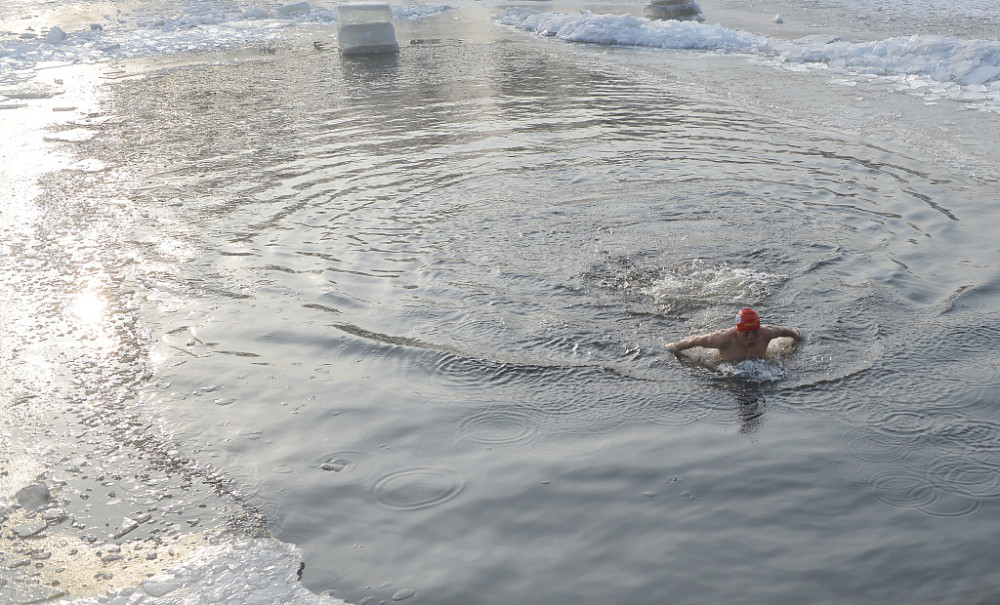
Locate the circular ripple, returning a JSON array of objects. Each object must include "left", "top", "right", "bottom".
[
  {"left": 847, "top": 430, "right": 913, "bottom": 464},
  {"left": 628, "top": 387, "right": 720, "bottom": 426},
  {"left": 825, "top": 458, "right": 875, "bottom": 491},
  {"left": 872, "top": 355, "right": 993, "bottom": 410},
  {"left": 929, "top": 372, "right": 993, "bottom": 409},
  {"left": 916, "top": 491, "right": 983, "bottom": 518},
  {"left": 316, "top": 451, "right": 365, "bottom": 477},
  {"left": 868, "top": 469, "right": 937, "bottom": 509},
  {"left": 942, "top": 320, "right": 1000, "bottom": 354},
  {"left": 871, "top": 409, "right": 938, "bottom": 439},
  {"left": 372, "top": 468, "right": 465, "bottom": 511},
  {"left": 925, "top": 455, "right": 1000, "bottom": 499},
  {"left": 457, "top": 409, "right": 539, "bottom": 446},
  {"left": 779, "top": 379, "right": 870, "bottom": 417},
  {"left": 935, "top": 418, "right": 1000, "bottom": 454},
  {"left": 861, "top": 408, "right": 967, "bottom": 452}
]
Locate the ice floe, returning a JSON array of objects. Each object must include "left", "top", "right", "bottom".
[{"left": 493, "top": 8, "right": 1000, "bottom": 111}]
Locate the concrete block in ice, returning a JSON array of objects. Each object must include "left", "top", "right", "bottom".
[
  {"left": 338, "top": 2, "right": 399, "bottom": 55},
  {"left": 644, "top": 0, "right": 704, "bottom": 22},
  {"left": 339, "top": 23, "right": 399, "bottom": 55}
]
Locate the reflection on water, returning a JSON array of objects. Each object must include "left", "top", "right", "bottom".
[
  {"left": 5, "top": 10, "right": 1000, "bottom": 604},
  {"left": 69, "top": 286, "right": 106, "bottom": 326},
  {"left": 733, "top": 387, "right": 766, "bottom": 437}
]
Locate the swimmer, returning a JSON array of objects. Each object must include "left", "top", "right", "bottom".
[{"left": 666, "top": 308, "right": 801, "bottom": 362}]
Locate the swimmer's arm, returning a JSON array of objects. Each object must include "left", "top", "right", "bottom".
[
  {"left": 666, "top": 330, "right": 728, "bottom": 353},
  {"left": 769, "top": 325, "right": 802, "bottom": 340}
]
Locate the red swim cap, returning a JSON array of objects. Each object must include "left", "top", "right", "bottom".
[{"left": 735, "top": 308, "right": 761, "bottom": 332}]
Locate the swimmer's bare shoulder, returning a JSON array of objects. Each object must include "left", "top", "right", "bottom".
[
  {"left": 665, "top": 328, "right": 733, "bottom": 353},
  {"left": 763, "top": 325, "right": 802, "bottom": 340}
]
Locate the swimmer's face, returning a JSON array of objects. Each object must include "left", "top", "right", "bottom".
[{"left": 737, "top": 328, "right": 759, "bottom": 348}]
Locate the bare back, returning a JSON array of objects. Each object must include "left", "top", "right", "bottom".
[{"left": 667, "top": 324, "right": 801, "bottom": 362}]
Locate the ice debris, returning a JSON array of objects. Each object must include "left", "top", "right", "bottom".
[
  {"left": 644, "top": 0, "right": 704, "bottom": 22},
  {"left": 13, "top": 520, "right": 48, "bottom": 538},
  {"left": 277, "top": 2, "right": 312, "bottom": 16},
  {"left": 15, "top": 482, "right": 53, "bottom": 511},
  {"left": 46, "top": 26, "right": 68, "bottom": 44},
  {"left": 494, "top": 8, "right": 1000, "bottom": 94},
  {"left": 242, "top": 7, "right": 270, "bottom": 19},
  {"left": 63, "top": 535, "right": 349, "bottom": 605}
]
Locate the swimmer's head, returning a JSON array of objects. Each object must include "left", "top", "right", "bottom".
[{"left": 735, "top": 308, "right": 760, "bottom": 332}]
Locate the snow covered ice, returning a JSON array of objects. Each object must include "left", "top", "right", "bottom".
[
  {"left": 492, "top": 6, "right": 1000, "bottom": 112},
  {"left": 3, "top": 0, "right": 997, "bottom": 112}
]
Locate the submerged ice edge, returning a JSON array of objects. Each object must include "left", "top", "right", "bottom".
[
  {"left": 0, "top": 2, "right": 455, "bottom": 89},
  {"left": 492, "top": 8, "right": 1000, "bottom": 106},
  {"left": 53, "top": 533, "right": 351, "bottom": 605}
]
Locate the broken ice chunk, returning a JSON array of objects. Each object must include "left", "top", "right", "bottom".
[
  {"left": 46, "top": 26, "right": 68, "bottom": 43},
  {"left": 277, "top": 2, "right": 311, "bottom": 16},
  {"left": 644, "top": 0, "right": 704, "bottom": 22},
  {"left": 14, "top": 520, "right": 47, "bottom": 538},
  {"left": 959, "top": 65, "right": 1000, "bottom": 86},
  {"left": 15, "top": 483, "right": 52, "bottom": 511}
]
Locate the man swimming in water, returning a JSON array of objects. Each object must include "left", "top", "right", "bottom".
[{"left": 665, "top": 308, "right": 801, "bottom": 362}]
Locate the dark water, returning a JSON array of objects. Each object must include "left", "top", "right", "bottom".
[{"left": 5, "top": 7, "right": 1000, "bottom": 604}]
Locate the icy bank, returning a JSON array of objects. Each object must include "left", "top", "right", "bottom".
[
  {"left": 492, "top": 8, "right": 1000, "bottom": 110},
  {"left": 0, "top": 469, "right": 348, "bottom": 604},
  {"left": 0, "top": 2, "right": 453, "bottom": 92},
  {"left": 492, "top": 8, "right": 761, "bottom": 50},
  {"left": 55, "top": 534, "right": 349, "bottom": 605}
]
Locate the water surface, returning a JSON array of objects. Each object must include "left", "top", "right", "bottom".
[{"left": 3, "top": 3, "right": 1000, "bottom": 604}]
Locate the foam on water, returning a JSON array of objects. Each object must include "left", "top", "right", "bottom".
[
  {"left": 714, "top": 358, "right": 788, "bottom": 382},
  {"left": 492, "top": 8, "right": 1000, "bottom": 112},
  {"left": 671, "top": 339, "right": 795, "bottom": 382},
  {"left": 640, "top": 259, "right": 786, "bottom": 312}
]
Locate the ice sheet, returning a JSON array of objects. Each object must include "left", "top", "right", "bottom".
[{"left": 492, "top": 7, "right": 1000, "bottom": 112}]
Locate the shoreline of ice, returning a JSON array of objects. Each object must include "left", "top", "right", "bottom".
[
  {"left": 492, "top": 7, "right": 1000, "bottom": 112},
  {"left": 56, "top": 533, "right": 350, "bottom": 605},
  {"left": 1, "top": 1, "right": 455, "bottom": 96},
  {"left": 5, "top": 0, "right": 998, "bottom": 113}
]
